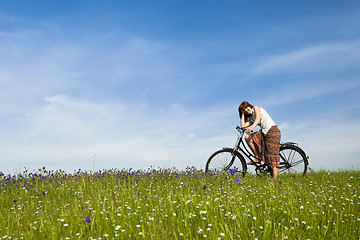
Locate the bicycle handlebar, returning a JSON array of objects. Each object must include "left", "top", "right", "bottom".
[
  {"left": 236, "top": 126, "right": 246, "bottom": 133},
  {"left": 236, "top": 126, "right": 255, "bottom": 135}
]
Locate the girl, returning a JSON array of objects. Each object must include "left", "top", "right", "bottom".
[{"left": 238, "top": 101, "right": 281, "bottom": 180}]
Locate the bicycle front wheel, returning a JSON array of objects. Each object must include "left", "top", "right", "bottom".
[
  {"left": 279, "top": 144, "right": 308, "bottom": 175},
  {"left": 205, "top": 148, "right": 247, "bottom": 176}
]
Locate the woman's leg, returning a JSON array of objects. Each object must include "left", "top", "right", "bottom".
[
  {"left": 245, "top": 135, "right": 260, "bottom": 162},
  {"left": 272, "top": 166, "right": 279, "bottom": 180},
  {"left": 264, "top": 126, "right": 281, "bottom": 180}
]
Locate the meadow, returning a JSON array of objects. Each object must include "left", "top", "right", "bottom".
[{"left": 0, "top": 167, "right": 359, "bottom": 240}]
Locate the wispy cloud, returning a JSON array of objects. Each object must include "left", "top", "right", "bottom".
[
  {"left": 0, "top": 94, "right": 236, "bottom": 173},
  {"left": 257, "top": 75, "right": 360, "bottom": 108},
  {"left": 281, "top": 118, "right": 360, "bottom": 171},
  {"left": 252, "top": 41, "right": 360, "bottom": 74}
]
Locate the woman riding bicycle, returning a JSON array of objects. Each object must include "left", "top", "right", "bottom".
[{"left": 239, "top": 101, "right": 281, "bottom": 180}]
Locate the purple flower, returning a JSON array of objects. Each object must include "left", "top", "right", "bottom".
[
  {"left": 277, "top": 179, "right": 281, "bottom": 184},
  {"left": 13, "top": 200, "right": 17, "bottom": 203},
  {"left": 353, "top": 189, "right": 356, "bottom": 194},
  {"left": 85, "top": 217, "right": 90, "bottom": 223},
  {"left": 229, "top": 169, "right": 236, "bottom": 175},
  {"left": 203, "top": 185, "right": 207, "bottom": 190},
  {"left": 235, "top": 178, "right": 239, "bottom": 183}
]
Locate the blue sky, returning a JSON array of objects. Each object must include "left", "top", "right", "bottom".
[{"left": 1, "top": 0, "right": 360, "bottom": 174}]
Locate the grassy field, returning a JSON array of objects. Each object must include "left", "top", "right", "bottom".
[{"left": 0, "top": 167, "right": 359, "bottom": 239}]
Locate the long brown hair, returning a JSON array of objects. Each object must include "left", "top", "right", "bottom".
[{"left": 238, "top": 101, "right": 254, "bottom": 120}]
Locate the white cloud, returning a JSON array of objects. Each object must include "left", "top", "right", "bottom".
[
  {"left": 279, "top": 115, "right": 360, "bottom": 171},
  {"left": 23, "top": 95, "right": 121, "bottom": 142},
  {"left": 0, "top": 94, "right": 237, "bottom": 174},
  {"left": 302, "top": 127, "right": 360, "bottom": 171},
  {"left": 257, "top": 76, "right": 360, "bottom": 107},
  {"left": 2, "top": 92, "right": 359, "bottom": 174},
  {"left": 252, "top": 41, "right": 360, "bottom": 74}
]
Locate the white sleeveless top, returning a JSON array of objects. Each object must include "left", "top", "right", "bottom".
[{"left": 250, "top": 107, "right": 276, "bottom": 134}]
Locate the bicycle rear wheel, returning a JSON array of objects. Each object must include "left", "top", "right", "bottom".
[
  {"left": 279, "top": 144, "right": 308, "bottom": 175},
  {"left": 205, "top": 148, "right": 247, "bottom": 176}
]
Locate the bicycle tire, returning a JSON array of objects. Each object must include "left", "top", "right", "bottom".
[
  {"left": 279, "top": 144, "right": 308, "bottom": 175},
  {"left": 205, "top": 148, "right": 247, "bottom": 176}
]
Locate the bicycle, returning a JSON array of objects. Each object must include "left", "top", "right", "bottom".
[{"left": 205, "top": 127, "right": 309, "bottom": 177}]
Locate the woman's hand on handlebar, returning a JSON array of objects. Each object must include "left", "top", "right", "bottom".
[
  {"left": 236, "top": 126, "right": 248, "bottom": 134},
  {"left": 236, "top": 126, "right": 253, "bottom": 134},
  {"left": 246, "top": 128, "right": 253, "bottom": 135}
]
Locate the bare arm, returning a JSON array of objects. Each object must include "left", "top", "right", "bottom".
[
  {"left": 246, "top": 106, "right": 261, "bottom": 134},
  {"left": 240, "top": 111, "right": 250, "bottom": 128}
]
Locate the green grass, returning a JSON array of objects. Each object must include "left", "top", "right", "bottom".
[{"left": 1, "top": 167, "right": 359, "bottom": 239}]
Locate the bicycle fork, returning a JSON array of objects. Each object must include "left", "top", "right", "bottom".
[{"left": 224, "top": 149, "right": 238, "bottom": 171}]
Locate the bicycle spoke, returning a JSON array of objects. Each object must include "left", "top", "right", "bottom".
[
  {"left": 208, "top": 152, "right": 233, "bottom": 171},
  {"left": 289, "top": 159, "right": 305, "bottom": 167},
  {"left": 279, "top": 145, "right": 307, "bottom": 175},
  {"left": 206, "top": 149, "right": 247, "bottom": 176}
]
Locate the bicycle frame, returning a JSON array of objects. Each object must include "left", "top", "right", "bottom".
[
  {"left": 232, "top": 127, "right": 261, "bottom": 164},
  {"left": 232, "top": 127, "right": 307, "bottom": 174},
  {"left": 231, "top": 127, "right": 280, "bottom": 175},
  {"left": 206, "top": 127, "right": 309, "bottom": 176}
]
